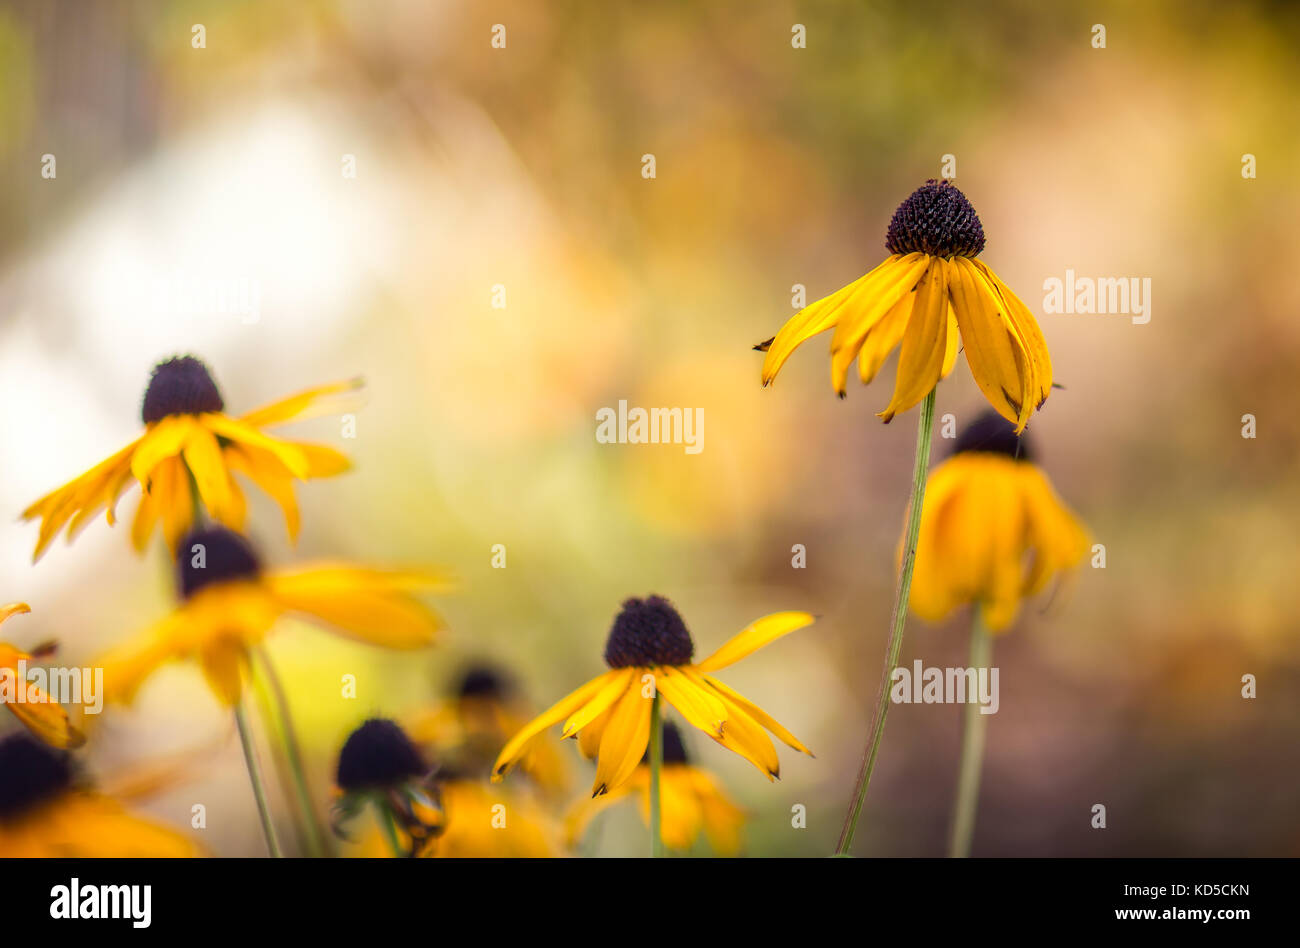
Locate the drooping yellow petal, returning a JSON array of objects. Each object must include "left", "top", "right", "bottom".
[
  {"left": 560, "top": 667, "right": 634, "bottom": 739},
  {"left": 200, "top": 414, "right": 310, "bottom": 480},
  {"left": 3, "top": 683, "right": 85, "bottom": 749},
  {"left": 24, "top": 439, "right": 141, "bottom": 561},
  {"left": 591, "top": 681, "right": 653, "bottom": 796},
  {"left": 878, "top": 257, "right": 951, "bottom": 422},
  {"left": 239, "top": 378, "right": 366, "bottom": 429},
  {"left": 908, "top": 457, "right": 971, "bottom": 623},
  {"left": 694, "top": 611, "right": 816, "bottom": 673},
  {"left": 578, "top": 704, "right": 612, "bottom": 759},
  {"left": 183, "top": 426, "right": 236, "bottom": 525},
  {"left": 198, "top": 636, "right": 247, "bottom": 707},
  {"left": 856, "top": 292, "right": 913, "bottom": 385},
  {"left": 130, "top": 417, "right": 195, "bottom": 485},
  {"left": 1019, "top": 465, "right": 1089, "bottom": 596},
  {"left": 708, "top": 690, "right": 780, "bottom": 780},
  {"left": 493, "top": 671, "right": 619, "bottom": 780},
  {"left": 698, "top": 673, "right": 813, "bottom": 756},
  {"left": 949, "top": 257, "right": 1035, "bottom": 432},
  {"left": 972, "top": 260, "right": 1053, "bottom": 408},
  {"left": 653, "top": 666, "right": 726, "bottom": 738},
  {"left": 827, "top": 254, "right": 934, "bottom": 394},
  {"left": 223, "top": 443, "right": 301, "bottom": 541},
  {"left": 153, "top": 456, "right": 195, "bottom": 553}
]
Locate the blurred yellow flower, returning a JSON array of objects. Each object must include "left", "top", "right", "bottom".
[
  {"left": 23, "top": 355, "right": 361, "bottom": 560},
  {"left": 333, "top": 718, "right": 444, "bottom": 858},
  {"left": 407, "top": 664, "right": 569, "bottom": 795},
  {"left": 909, "top": 412, "right": 1089, "bottom": 631},
  {"left": 565, "top": 722, "right": 746, "bottom": 855},
  {"left": 0, "top": 734, "right": 198, "bottom": 857},
  {"left": 99, "top": 526, "right": 450, "bottom": 707},
  {"left": 0, "top": 603, "right": 84, "bottom": 749},
  {"left": 493, "top": 596, "right": 815, "bottom": 795},
  {"left": 758, "top": 181, "right": 1052, "bottom": 432}
]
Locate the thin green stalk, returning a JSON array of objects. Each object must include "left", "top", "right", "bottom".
[
  {"left": 234, "top": 699, "right": 283, "bottom": 858},
  {"left": 378, "top": 805, "right": 405, "bottom": 858},
  {"left": 949, "top": 606, "right": 993, "bottom": 858},
  {"left": 835, "top": 388, "right": 937, "bottom": 855},
  {"left": 253, "top": 646, "right": 330, "bottom": 857},
  {"left": 649, "top": 690, "right": 664, "bottom": 858}
]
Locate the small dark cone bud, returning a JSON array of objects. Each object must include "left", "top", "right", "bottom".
[
  {"left": 641, "top": 721, "right": 690, "bottom": 767},
  {"left": 952, "top": 410, "right": 1034, "bottom": 462},
  {"left": 0, "top": 735, "right": 74, "bottom": 821},
  {"left": 336, "top": 718, "right": 426, "bottom": 792},
  {"left": 141, "top": 356, "right": 225, "bottom": 424},
  {"left": 456, "top": 665, "right": 512, "bottom": 701},
  {"left": 885, "top": 180, "right": 986, "bottom": 258},
  {"left": 603, "top": 596, "right": 694, "bottom": 668},
  {"left": 177, "top": 526, "right": 261, "bottom": 599}
]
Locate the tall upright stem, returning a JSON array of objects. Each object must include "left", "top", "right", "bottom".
[
  {"left": 254, "top": 646, "right": 330, "bottom": 857},
  {"left": 235, "top": 699, "right": 283, "bottom": 858},
  {"left": 648, "top": 690, "right": 664, "bottom": 858},
  {"left": 949, "top": 606, "right": 993, "bottom": 858},
  {"left": 835, "top": 388, "right": 936, "bottom": 855}
]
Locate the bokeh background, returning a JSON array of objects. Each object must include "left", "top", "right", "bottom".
[{"left": 1, "top": 0, "right": 1298, "bottom": 857}]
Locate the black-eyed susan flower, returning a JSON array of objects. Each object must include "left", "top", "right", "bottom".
[
  {"left": 910, "top": 411, "right": 1089, "bottom": 631},
  {"left": 332, "top": 718, "right": 444, "bottom": 858},
  {"left": 492, "top": 596, "right": 815, "bottom": 796},
  {"left": 98, "top": 526, "right": 450, "bottom": 708},
  {"left": 757, "top": 180, "right": 1052, "bottom": 433},
  {"left": 23, "top": 355, "right": 361, "bottom": 560},
  {"left": 407, "top": 664, "right": 569, "bottom": 794},
  {"left": 0, "top": 603, "right": 84, "bottom": 749},
  {"left": 0, "top": 734, "right": 198, "bottom": 857},
  {"left": 565, "top": 722, "right": 746, "bottom": 855}
]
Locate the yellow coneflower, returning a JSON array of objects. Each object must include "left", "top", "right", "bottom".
[
  {"left": 907, "top": 411, "right": 1088, "bottom": 858},
  {"left": 332, "top": 718, "right": 445, "bottom": 858},
  {"left": 757, "top": 180, "right": 1052, "bottom": 433},
  {"left": 23, "top": 355, "right": 361, "bottom": 560},
  {"left": 98, "top": 526, "right": 449, "bottom": 708},
  {"left": 0, "top": 603, "right": 84, "bottom": 749},
  {"left": 407, "top": 664, "right": 569, "bottom": 795},
  {"left": 909, "top": 411, "right": 1089, "bottom": 633},
  {"left": 492, "top": 596, "right": 815, "bottom": 797},
  {"left": 565, "top": 722, "right": 746, "bottom": 855},
  {"left": 0, "top": 734, "right": 198, "bottom": 857}
]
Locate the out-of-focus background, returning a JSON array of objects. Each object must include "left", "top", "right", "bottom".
[{"left": 1, "top": 0, "right": 1298, "bottom": 857}]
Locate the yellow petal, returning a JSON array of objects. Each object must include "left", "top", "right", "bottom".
[
  {"left": 950, "top": 257, "right": 1035, "bottom": 432},
  {"left": 492, "top": 671, "right": 619, "bottom": 781},
  {"left": 972, "top": 260, "right": 1053, "bottom": 408},
  {"left": 708, "top": 690, "right": 780, "bottom": 780},
  {"left": 877, "top": 257, "right": 951, "bottom": 422},
  {"left": 199, "top": 637, "right": 247, "bottom": 707},
  {"left": 224, "top": 443, "right": 301, "bottom": 542},
  {"left": 699, "top": 673, "right": 812, "bottom": 756},
  {"left": 694, "top": 611, "right": 816, "bottom": 673},
  {"left": 239, "top": 378, "right": 366, "bottom": 429},
  {"left": 263, "top": 567, "right": 444, "bottom": 649},
  {"left": 183, "top": 425, "right": 235, "bottom": 524},
  {"left": 829, "top": 253, "right": 933, "bottom": 394},
  {"left": 591, "top": 682, "right": 653, "bottom": 796},
  {"left": 200, "top": 414, "right": 310, "bottom": 479},
  {"left": 130, "top": 417, "right": 195, "bottom": 485},
  {"left": 653, "top": 666, "right": 726, "bottom": 738},
  {"left": 856, "top": 293, "right": 912, "bottom": 385},
  {"left": 560, "top": 667, "right": 634, "bottom": 739},
  {"left": 0, "top": 603, "right": 32, "bottom": 626}
]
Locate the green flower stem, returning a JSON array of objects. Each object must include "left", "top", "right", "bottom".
[
  {"left": 649, "top": 690, "right": 664, "bottom": 858},
  {"left": 949, "top": 606, "right": 992, "bottom": 858},
  {"left": 253, "top": 646, "right": 330, "bottom": 858},
  {"left": 234, "top": 699, "right": 284, "bottom": 858},
  {"left": 379, "top": 805, "right": 405, "bottom": 858},
  {"left": 835, "top": 387, "right": 937, "bottom": 855}
]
